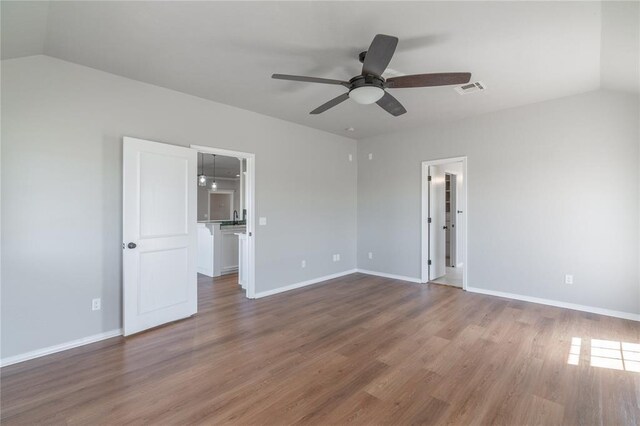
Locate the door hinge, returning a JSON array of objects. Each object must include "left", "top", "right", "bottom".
[
  {"left": 428, "top": 175, "right": 432, "bottom": 182},
  {"left": 428, "top": 260, "right": 432, "bottom": 266},
  {"left": 122, "top": 243, "right": 125, "bottom": 250},
  {"left": 428, "top": 217, "right": 432, "bottom": 224}
]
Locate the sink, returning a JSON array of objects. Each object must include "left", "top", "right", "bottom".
[{"left": 220, "top": 220, "right": 246, "bottom": 226}]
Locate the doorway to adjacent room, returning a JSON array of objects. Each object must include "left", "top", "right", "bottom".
[{"left": 421, "top": 157, "right": 467, "bottom": 289}]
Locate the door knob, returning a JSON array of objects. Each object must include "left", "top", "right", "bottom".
[
  {"left": 127, "top": 242, "right": 137, "bottom": 249},
  {"left": 443, "top": 226, "right": 448, "bottom": 230}
]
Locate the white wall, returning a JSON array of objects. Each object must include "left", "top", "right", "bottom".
[
  {"left": 357, "top": 90, "right": 639, "bottom": 315},
  {"left": 1, "top": 55, "right": 357, "bottom": 359}
]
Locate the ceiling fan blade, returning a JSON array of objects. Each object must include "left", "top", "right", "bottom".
[
  {"left": 376, "top": 91, "right": 407, "bottom": 117},
  {"left": 362, "top": 34, "right": 398, "bottom": 77},
  {"left": 272, "top": 74, "right": 349, "bottom": 87},
  {"left": 386, "top": 72, "right": 471, "bottom": 89},
  {"left": 310, "top": 92, "right": 350, "bottom": 114}
]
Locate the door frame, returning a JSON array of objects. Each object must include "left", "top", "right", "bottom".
[
  {"left": 421, "top": 156, "right": 468, "bottom": 290},
  {"left": 192, "top": 145, "right": 256, "bottom": 299}
]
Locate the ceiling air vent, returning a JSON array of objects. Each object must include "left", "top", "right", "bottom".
[{"left": 455, "top": 81, "right": 486, "bottom": 95}]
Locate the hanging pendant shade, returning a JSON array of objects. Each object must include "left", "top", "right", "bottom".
[
  {"left": 198, "top": 152, "right": 207, "bottom": 186},
  {"left": 211, "top": 154, "right": 217, "bottom": 190}
]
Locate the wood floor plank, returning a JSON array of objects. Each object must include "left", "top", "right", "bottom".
[{"left": 2, "top": 272, "right": 638, "bottom": 425}]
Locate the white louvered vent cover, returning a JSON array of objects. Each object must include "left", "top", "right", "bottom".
[{"left": 455, "top": 81, "right": 486, "bottom": 95}]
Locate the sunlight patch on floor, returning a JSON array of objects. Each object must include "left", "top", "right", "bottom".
[
  {"left": 567, "top": 337, "right": 581, "bottom": 365},
  {"left": 567, "top": 337, "right": 640, "bottom": 372}
]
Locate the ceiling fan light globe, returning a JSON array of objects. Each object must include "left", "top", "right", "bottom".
[{"left": 349, "top": 86, "right": 384, "bottom": 105}]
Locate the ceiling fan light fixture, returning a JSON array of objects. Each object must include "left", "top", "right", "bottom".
[{"left": 349, "top": 86, "right": 384, "bottom": 105}]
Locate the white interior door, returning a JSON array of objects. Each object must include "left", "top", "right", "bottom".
[
  {"left": 429, "top": 165, "right": 447, "bottom": 280},
  {"left": 123, "top": 137, "right": 197, "bottom": 336}
]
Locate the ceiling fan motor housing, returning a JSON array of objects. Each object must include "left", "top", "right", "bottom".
[{"left": 349, "top": 74, "right": 385, "bottom": 90}]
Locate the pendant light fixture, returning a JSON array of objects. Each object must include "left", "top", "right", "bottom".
[
  {"left": 211, "top": 154, "right": 218, "bottom": 190},
  {"left": 198, "top": 152, "right": 207, "bottom": 186}
]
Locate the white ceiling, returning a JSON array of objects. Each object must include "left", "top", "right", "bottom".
[{"left": 1, "top": 1, "right": 636, "bottom": 139}]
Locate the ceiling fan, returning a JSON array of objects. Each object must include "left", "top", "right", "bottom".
[{"left": 272, "top": 34, "right": 472, "bottom": 117}]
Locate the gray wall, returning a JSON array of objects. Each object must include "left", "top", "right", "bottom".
[
  {"left": 1, "top": 55, "right": 357, "bottom": 359},
  {"left": 357, "top": 89, "right": 639, "bottom": 315},
  {"left": 2, "top": 55, "right": 638, "bottom": 362}
]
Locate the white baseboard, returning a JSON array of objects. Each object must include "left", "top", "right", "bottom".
[
  {"left": 1, "top": 329, "right": 123, "bottom": 368},
  {"left": 254, "top": 269, "right": 358, "bottom": 298},
  {"left": 356, "top": 269, "right": 422, "bottom": 284},
  {"left": 466, "top": 286, "right": 640, "bottom": 322}
]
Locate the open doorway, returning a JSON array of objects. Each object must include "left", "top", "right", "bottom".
[
  {"left": 421, "top": 157, "right": 467, "bottom": 289},
  {"left": 193, "top": 145, "right": 255, "bottom": 299}
]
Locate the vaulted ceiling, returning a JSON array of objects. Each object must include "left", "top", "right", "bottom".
[{"left": 2, "top": 1, "right": 638, "bottom": 139}]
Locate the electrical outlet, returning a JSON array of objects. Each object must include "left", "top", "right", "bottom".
[
  {"left": 301, "top": 260, "right": 306, "bottom": 268},
  {"left": 368, "top": 153, "right": 373, "bottom": 160},
  {"left": 348, "top": 154, "right": 353, "bottom": 162},
  {"left": 368, "top": 252, "right": 373, "bottom": 259},
  {"left": 92, "top": 298, "right": 101, "bottom": 311},
  {"left": 565, "top": 274, "right": 574, "bottom": 285}
]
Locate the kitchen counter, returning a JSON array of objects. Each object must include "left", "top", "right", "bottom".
[{"left": 197, "top": 222, "right": 246, "bottom": 277}]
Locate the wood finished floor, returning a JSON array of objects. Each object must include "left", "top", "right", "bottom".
[{"left": 2, "top": 273, "right": 639, "bottom": 425}]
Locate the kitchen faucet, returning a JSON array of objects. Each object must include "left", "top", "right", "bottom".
[{"left": 233, "top": 210, "right": 238, "bottom": 225}]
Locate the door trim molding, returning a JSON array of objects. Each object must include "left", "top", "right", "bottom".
[
  {"left": 421, "top": 156, "right": 468, "bottom": 289},
  {"left": 191, "top": 145, "right": 256, "bottom": 299}
]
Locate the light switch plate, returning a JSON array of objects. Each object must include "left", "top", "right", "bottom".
[{"left": 259, "top": 217, "right": 267, "bottom": 226}]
